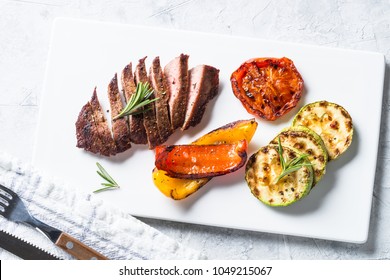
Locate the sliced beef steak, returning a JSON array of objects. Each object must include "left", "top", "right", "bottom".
[
  {"left": 182, "top": 65, "right": 220, "bottom": 130},
  {"left": 108, "top": 74, "right": 132, "bottom": 153},
  {"left": 90, "top": 89, "right": 117, "bottom": 156},
  {"left": 121, "top": 62, "right": 148, "bottom": 145},
  {"left": 149, "top": 56, "right": 172, "bottom": 144},
  {"left": 121, "top": 63, "right": 136, "bottom": 102},
  {"left": 135, "top": 57, "right": 161, "bottom": 149},
  {"left": 164, "top": 54, "right": 189, "bottom": 131},
  {"left": 75, "top": 102, "right": 99, "bottom": 153},
  {"left": 76, "top": 54, "right": 219, "bottom": 157},
  {"left": 76, "top": 89, "right": 116, "bottom": 156}
]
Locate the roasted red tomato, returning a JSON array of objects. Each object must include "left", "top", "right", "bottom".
[
  {"left": 155, "top": 140, "right": 247, "bottom": 179},
  {"left": 230, "top": 57, "right": 304, "bottom": 121}
]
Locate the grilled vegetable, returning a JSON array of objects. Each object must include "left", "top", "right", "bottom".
[
  {"left": 270, "top": 126, "right": 328, "bottom": 185},
  {"left": 152, "top": 173, "right": 209, "bottom": 199},
  {"left": 293, "top": 101, "right": 353, "bottom": 160},
  {"left": 230, "top": 57, "right": 304, "bottom": 121},
  {"left": 245, "top": 145, "right": 313, "bottom": 207},
  {"left": 192, "top": 119, "right": 258, "bottom": 145},
  {"left": 155, "top": 140, "right": 247, "bottom": 179},
  {"left": 152, "top": 119, "right": 258, "bottom": 199}
]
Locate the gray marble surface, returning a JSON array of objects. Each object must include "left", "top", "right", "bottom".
[{"left": 0, "top": 0, "right": 389, "bottom": 259}]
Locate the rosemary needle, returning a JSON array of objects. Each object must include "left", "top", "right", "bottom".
[
  {"left": 93, "top": 162, "right": 120, "bottom": 193},
  {"left": 113, "top": 82, "right": 158, "bottom": 120},
  {"left": 274, "top": 137, "right": 312, "bottom": 184}
]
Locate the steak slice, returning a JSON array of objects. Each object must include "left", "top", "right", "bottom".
[
  {"left": 121, "top": 62, "right": 148, "bottom": 145},
  {"left": 164, "top": 54, "right": 189, "bottom": 131},
  {"left": 75, "top": 89, "right": 116, "bottom": 156},
  {"left": 76, "top": 102, "right": 99, "bottom": 153},
  {"left": 149, "top": 56, "right": 173, "bottom": 144},
  {"left": 135, "top": 57, "right": 161, "bottom": 149},
  {"left": 182, "top": 65, "right": 220, "bottom": 130},
  {"left": 108, "top": 73, "right": 132, "bottom": 153},
  {"left": 121, "top": 62, "right": 136, "bottom": 101},
  {"left": 90, "top": 89, "right": 117, "bottom": 156}
]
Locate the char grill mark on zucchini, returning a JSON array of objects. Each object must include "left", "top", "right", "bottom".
[
  {"left": 293, "top": 101, "right": 353, "bottom": 160},
  {"left": 245, "top": 145, "right": 313, "bottom": 207},
  {"left": 270, "top": 126, "right": 328, "bottom": 185}
]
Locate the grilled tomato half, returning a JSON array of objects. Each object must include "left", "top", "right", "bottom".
[{"left": 231, "top": 57, "right": 304, "bottom": 121}]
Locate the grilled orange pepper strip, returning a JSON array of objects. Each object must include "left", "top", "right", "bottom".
[{"left": 155, "top": 140, "right": 247, "bottom": 179}]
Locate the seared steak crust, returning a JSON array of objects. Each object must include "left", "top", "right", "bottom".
[
  {"left": 135, "top": 57, "right": 161, "bottom": 149},
  {"left": 121, "top": 62, "right": 148, "bottom": 145},
  {"left": 149, "top": 56, "right": 172, "bottom": 144},
  {"left": 76, "top": 89, "right": 116, "bottom": 156},
  {"left": 108, "top": 74, "right": 132, "bottom": 153},
  {"left": 164, "top": 54, "right": 189, "bottom": 131},
  {"left": 182, "top": 65, "right": 220, "bottom": 130}
]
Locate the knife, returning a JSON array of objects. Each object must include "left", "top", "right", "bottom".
[{"left": 0, "top": 230, "right": 61, "bottom": 260}]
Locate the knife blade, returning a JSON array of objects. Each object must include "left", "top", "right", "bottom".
[{"left": 0, "top": 230, "right": 61, "bottom": 260}]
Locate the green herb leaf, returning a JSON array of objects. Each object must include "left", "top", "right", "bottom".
[
  {"left": 277, "top": 137, "right": 286, "bottom": 170},
  {"left": 93, "top": 186, "right": 118, "bottom": 194},
  {"left": 285, "top": 153, "right": 308, "bottom": 169},
  {"left": 274, "top": 138, "right": 312, "bottom": 184},
  {"left": 274, "top": 163, "right": 312, "bottom": 183},
  {"left": 113, "top": 82, "right": 159, "bottom": 120},
  {"left": 93, "top": 163, "right": 120, "bottom": 193}
]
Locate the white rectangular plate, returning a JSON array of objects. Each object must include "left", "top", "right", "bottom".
[{"left": 33, "top": 18, "right": 385, "bottom": 243}]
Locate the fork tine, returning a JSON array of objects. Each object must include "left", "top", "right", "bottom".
[
  {"left": 0, "top": 200, "right": 8, "bottom": 211},
  {"left": 0, "top": 193, "right": 9, "bottom": 202},
  {"left": 0, "top": 191, "right": 11, "bottom": 201},
  {"left": 0, "top": 184, "right": 17, "bottom": 198}
]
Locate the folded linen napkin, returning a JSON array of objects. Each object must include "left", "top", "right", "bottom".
[{"left": 0, "top": 152, "right": 204, "bottom": 260}]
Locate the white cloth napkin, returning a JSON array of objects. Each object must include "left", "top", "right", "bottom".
[{"left": 0, "top": 152, "right": 204, "bottom": 260}]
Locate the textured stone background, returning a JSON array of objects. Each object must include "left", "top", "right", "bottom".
[{"left": 0, "top": 0, "right": 389, "bottom": 259}]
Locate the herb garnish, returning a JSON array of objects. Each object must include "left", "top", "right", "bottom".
[
  {"left": 113, "top": 82, "right": 158, "bottom": 120},
  {"left": 93, "top": 162, "right": 120, "bottom": 193},
  {"left": 274, "top": 137, "right": 312, "bottom": 184}
]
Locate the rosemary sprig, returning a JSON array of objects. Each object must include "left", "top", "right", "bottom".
[
  {"left": 113, "top": 82, "right": 158, "bottom": 120},
  {"left": 274, "top": 137, "right": 312, "bottom": 184},
  {"left": 93, "top": 162, "right": 120, "bottom": 193}
]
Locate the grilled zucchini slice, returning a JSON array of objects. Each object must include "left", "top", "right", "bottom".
[
  {"left": 245, "top": 145, "right": 313, "bottom": 207},
  {"left": 293, "top": 101, "right": 353, "bottom": 160},
  {"left": 270, "top": 126, "right": 328, "bottom": 185}
]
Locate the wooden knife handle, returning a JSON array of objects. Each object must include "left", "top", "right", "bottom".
[{"left": 55, "top": 232, "right": 109, "bottom": 260}]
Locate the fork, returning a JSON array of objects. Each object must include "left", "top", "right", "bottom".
[{"left": 0, "top": 184, "right": 108, "bottom": 260}]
